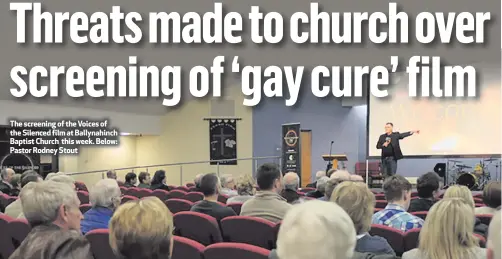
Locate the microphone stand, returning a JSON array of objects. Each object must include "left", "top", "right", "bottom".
[{"left": 325, "top": 141, "right": 334, "bottom": 173}]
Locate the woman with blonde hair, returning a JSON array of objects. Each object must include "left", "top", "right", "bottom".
[
  {"left": 402, "top": 198, "right": 485, "bottom": 259},
  {"left": 444, "top": 185, "right": 488, "bottom": 237},
  {"left": 226, "top": 174, "right": 256, "bottom": 204},
  {"left": 331, "top": 181, "right": 395, "bottom": 255}
]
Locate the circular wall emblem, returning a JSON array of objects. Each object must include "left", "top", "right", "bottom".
[
  {"left": 0, "top": 153, "right": 35, "bottom": 173},
  {"left": 284, "top": 130, "right": 299, "bottom": 147}
]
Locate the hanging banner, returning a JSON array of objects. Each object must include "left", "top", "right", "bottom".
[
  {"left": 282, "top": 123, "right": 301, "bottom": 177},
  {"left": 209, "top": 119, "right": 238, "bottom": 165}
]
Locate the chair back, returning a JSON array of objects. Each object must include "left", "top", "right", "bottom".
[
  {"left": 77, "top": 191, "right": 90, "bottom": 204},
  {"left": 136, "top": 188, "right": 153, "bottom": 198},
  {"left": 375, "top": 194, "right": 386, "bottom": 200},
  {"left": 186, "top": 183, "right": 195, "bottom": 187},
  {"left": 375, "top": 200, "right": 388, "bottom": 209},
  {"left": 218, "top": 194, "right": 229, "bottom": 204},
  {"left": 227, "top": 203, "right": 243, "bottom": 215},
  {"left": 220, "top": 216, "right": 276, "bottom": 249},
  {"left": 172, "top": 236, "right": 205, "bottom": 259},
  {"left": 183, "top": 192, "right": 204, "bottom": 203},
  {"left": 8, "top": 219, "right": 31, "bottom": 248},
  {"left": 75, "top": 181, "right": 88, "bottom": 192},
  {"left": 152, "top": 189, "right": 170, "bottom": 201},
  {"left": 165, "top": 199, "right": 194, "bottom": 214},
  {"left": 369, "top": 224, "right": 404, "bottom": 255},
  {"left": 411, "top": 211, "right": 428, "bottom": 220},
  {"left": 168, "top": 190, "right": 188, "bottom": 199},
  {"left": 121, "top": 195, "right": 139, "bottom": 204},
  {"left": 173, "top": 186, "right": 190, "bottom": 192},
  {"left": 119, "top": 186, "right": 128, "bottom": 194},
  {"left": 474, "top": 233, "right": 486, "bottom": 248},
  {"left": 173, "top": 211, "right": 223, "bottom": 246},
  {"left": 204, "top": 243, "right": 270, "bottom": 259},
  {"left": 80, "top": 204, "right": 92, "bottom": 214},
  {"left": 403, "top": 228, "right": 421, "bottom": 252},
  {"left": 85, "top": 229, "right": 118, "bottom": 259},
  {"left": 0, "top": 214, "right": 15, "bottom": 259}
]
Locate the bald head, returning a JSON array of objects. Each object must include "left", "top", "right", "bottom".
[
  {"left": 330, "top": 170, "right": 351, "bottom": 181},
  {"left": 283, "top": 172, "right": 299, "bottom": 191},
  {"left": 488, "top": 211, "right": 501, "bottom": 259},
  {"left": 315, "top": 171, "right": 326, "bottom": 180},
  {"left": 1, "top": 168, "right": 15, "bottom": 182}
]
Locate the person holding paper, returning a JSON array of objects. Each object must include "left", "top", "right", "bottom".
[{"left": 376, "top": 123, "right": 420, "bottom": 177}]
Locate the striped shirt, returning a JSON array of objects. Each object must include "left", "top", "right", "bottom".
[{"left": 372, "top": 204, "right": 424, "bottom": 232}]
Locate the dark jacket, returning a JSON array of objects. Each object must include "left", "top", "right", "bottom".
[
  {"left": 0, "top": 182, "right": 12, "bottom": 196},
  {"left": 150, "top": 183, "right": 170, "bottom": 191},
  {"left": 9, "top": 224, "right": 94, "bottom": 259},
  {"left": 376, "top": 132, "right": 413, "bottom": 160},
  {"left": 408, "top": 198, "right": 436, "bottom": 213},
  {"left": 280, "top": 189, "right": 301, "bottom": 204}
]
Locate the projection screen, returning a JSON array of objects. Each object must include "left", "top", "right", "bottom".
[{"left": 367, "top": 65, "right": 501, "bottom": 158}]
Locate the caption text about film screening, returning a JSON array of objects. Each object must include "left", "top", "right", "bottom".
[{"left": 9, "top": 2, "right": 491, "bottom": 106}]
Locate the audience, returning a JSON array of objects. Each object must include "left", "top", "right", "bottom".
[
  {"left": 220, "top": 174, "right": 238, "bottom": 197},
  {"left": 408, "top": 172, "right": 441, "bottom": 212},
  {"left": 331, "top": 181, "right": 395, "bottom": 255},
  {"left": 306, "top": 170, "right": 326, "bottom": 188},
  {"left": 487, "top": 211, "right": 501, "bottom": 259},
  {"left": 150, "top": 170, "right": 170, "bottom": 191},
  {"left": 475, "top": 181, "right": 500, "bottom": 215},
  {"left": 372, "top": 175, "right": 424, "bottom": 232},
  {"left": 124, "top": 172, "right": 137, "bottom": 187},
  {"left": 193, "top": 173, "right": 204, "bottom": 191},
  {"left": 444, "top": 185, "right": 488, "bottom": 237},
  {"left": 190, "top": 173, "right": 236, "bottom": 221},
  {"left": 9, "top": 173, "right": 22, "bottom": 196},
  {"left": 5, "top": 173, "right": 42, "bottom": 218},
  {"left": 402, "top": 198, "right": 485, "bottom": 259},
  {"left": 81, "top": 179, "right": 121, "bottom": 234},
  {"left": 137, "top": 172, "right": 151, "bottom": 188},
  {"left": 9, "top": 180, "right": 92, "bottom": 259},
  {"left": 280, "top": 172, "right": 302, "bottom": 204},
  {"left": 0, "top": 168, "right": 14, "bottom": 195},
  {"left": 109, "top": 197, "right": 174, "bottom": 259},
  {"left": 272, "top": 200, "right": 356, "bottom": 259},
  {"left": 322, "top": 171, "right": 351, "bottom": 201},
  {"left": 306, "top": 176, "right": 329, "bottom": 199},
  {"left": 106, "top": 170, "right": 117, "bottom": 180},
  {"left": 226, "top": 174, "right": 255, "bottom": 204},
  {"left": 241, "top": 163, "right": 291, "bottom": 223}
]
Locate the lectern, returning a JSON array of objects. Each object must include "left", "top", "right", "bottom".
[{"left": 322, "top": 154, "right": 348, "bottom": 172}]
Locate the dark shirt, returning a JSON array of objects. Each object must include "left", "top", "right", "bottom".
[
  {"left": 150, "top": 183, "right": 170, "bottom": 192},
  {"left": 137, "top": 183, "right": 150, "bottom": 189},
  {"left": 356, "top": 234, "right": 395, "bottom": 255},
  {"left": 280, "top": 189, "right": 301, "bottom": 204},
  {"left": 376, "top": 132, "right": 413, "bottom": 160},
  {"left": 191, "top": 200, "right": 236, "bottom": 222},
  {"left": 408, "top": 198, "right": 436, "bottom": 213},
  {"left": 0, "top": 182, "right": 12, "bottom": 196}
]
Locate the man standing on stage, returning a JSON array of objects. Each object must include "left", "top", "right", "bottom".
[{"left": 376, "top": 123, "right": 420, "bottom": 177}]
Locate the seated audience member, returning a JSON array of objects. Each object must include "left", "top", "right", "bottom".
[
  {"left": 220, "top": 174, "right": 238, "bottom": 197},
  {"left": 444, "top": 185, "right": 488, "bottom": 237},
  {"left": 49, "top": 174, "right": 76, "bottom": 190},
  {"left": 9, "top": 181, "right": 92, "bottom": 259},
  {"left": 226, "top": 174, "right": 255, "bottom": 204},
  {"left": 0, "top": 168, "right": 14, "bottom": 195},
  {"left": 372, "top": 175, "right": 424, "bottom": 232},
  {"left": 280, "top": 172, "right": 302, "bottom": 204},
  {"left": 107, "top": 170, "right": 117, "bottom": 180},
  {"left": 475, "top": 181, "right": 500, "bottom": 215},
  {"left": 192, "top": 173, "right": 203, "bottom": 192},
  {"left": 191, "top": 173, "right": 236, "bottom": 221},
  {"left": 331, "top": 181, "right": 395, "bottom": 255},
  {"left": 150, "top": 170, "right": 170, "bottom": 191},
  {"left": 241, "top": 163, "right": 292, "bottom": 223},
  {"left": 273, "top": 200, "right": 356, "bottom": 259},
  {"left": 306, "top": 170, "right": 326, "bottom": 188},
  {"left": 124, "top": 172, "right": 137, "bottom": 188},
  {"left": 9, "top": 173, "right": 21, "bottom": 196},
  {"left": 109, "top": 197, "right": 174, "bottom": 259},
  {"left": 320, "top": 171, "right": 351, "bottom": 201},
  {"left": 81, "top": 179, "right": 121, "bottom": 234},
  {"left": 5, "top": 174, "right": 42, "bottom": 218},
  {"left": 137, "top": 172, "right": 151, "bottom": 188},
  {"left": 487, "top": 211, "right": 501, "bottom": 259},
  {"left": 307, "top": 176, "right": 329, "bottom": 199},
  {"left": 402, "top": 198, "right": 486, "bottom": 259},
  {"left": 408, "top": 172, "right": 441, "bottom": 212}
]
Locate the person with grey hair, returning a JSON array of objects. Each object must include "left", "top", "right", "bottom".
[
  {"left": 307, "top": 176, "right": 330, "bottom": 199},
  {"left": 9, "top": 173, "right": 22, "bottom": 196},
  {"left": 9, "top": 181, "right": 93, "bottom": 259},
  {"left": 106, "top": 170, "right": 117, "bottom": 180},
  {"left": 45, "top": 172, "right": 57, "bottom": 181},
  {"left": 192, "top": 173, "right": 204, "bottom": 192},
  {"left": 0, "top": 168, "right": 15, "bottom": 195},
  {"left": 280, "top": 172, "right": 302, "bottom": 204},
  {"left": 49, "top": 174, "right": 76, "bottom": 190},
  {"left": 81, "top": 179, "right": 121, "bottom": 234},
  {"left": 306, "top": 170, "right": 326, "bottom": 188},
  {"left": 5, "top": 174, "right": 42, "bottom": 218},
  {"left": 220, "top": 174, "right": 238, "bottom": 197}
]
